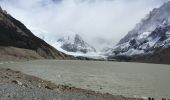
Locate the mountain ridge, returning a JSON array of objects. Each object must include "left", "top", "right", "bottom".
[
  {"left": 106, "top": 1, "right": 170, "bottom": 64},
  {"left": 118, "top": 1, "right": 170, "bottom": 45}
]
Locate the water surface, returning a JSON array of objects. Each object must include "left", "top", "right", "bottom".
[{"left": 0, "top": 60, "right": 170, "bottom": 99}]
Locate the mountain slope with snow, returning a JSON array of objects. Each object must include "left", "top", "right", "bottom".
[
  {"left": 118, "top": 1, "right": 170, "bottom": 45},
  {"left": 106, "top": 1, "right": 170, "bottom": 64},
  {"left": 108, "top": 1, "right": 170, "bottom": 56}
]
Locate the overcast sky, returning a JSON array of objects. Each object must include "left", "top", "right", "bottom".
[{"left": 0, "top": 0, "right": 169, "bottom": 50}]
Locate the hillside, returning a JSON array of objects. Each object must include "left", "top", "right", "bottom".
[{"left": 0, "top": 7, "right": 72, "bottom": 60}]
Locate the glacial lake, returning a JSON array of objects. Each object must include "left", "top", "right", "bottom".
[{"left": 0, "top": 60, "right": 170, "bottom": 99}]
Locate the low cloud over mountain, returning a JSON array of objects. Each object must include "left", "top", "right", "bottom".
[{"left": 0, "top": 0, "right": 168, "bottom": 50}]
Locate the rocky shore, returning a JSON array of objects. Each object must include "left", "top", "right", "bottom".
[{"left": 0, "top": 68, "right": 143, "bottom": 100}]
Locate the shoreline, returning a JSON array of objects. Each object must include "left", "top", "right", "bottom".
[{"left": 0, "top": 68, "right": 143, "bottom": 100}]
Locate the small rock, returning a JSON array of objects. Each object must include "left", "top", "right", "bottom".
[
  {"left": 2, "top": 76, "right": 9, "bottom": 79},
  {"left": 23, "top": 83, "right": 28, "bottom": 87},
  {"left": 16, "top": 76, "right": 21, "bottom": 79},
  {"left": 63, "top": 83, "right": 73, "bottom": 90},
  {"left": 12, "top": 80, "right": 23, "bottom": 86},
  {"left": 15, "top": 71, "right": 21, "bottom": 73},
  {"left": 38, "top": 83, "right": 41, "bottom": 88},
  {"left": 6, "top": 68, "right": 11, "bottom": 71},
  {"left": 45, "top": 85, "right": 53, "bottom": 90}
]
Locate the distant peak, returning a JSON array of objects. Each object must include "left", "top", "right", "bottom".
[
  {"left": 75, "top": 34, "right": 82, "bottom": 39},
  {"left": 75, "top": 34, "right": 80, "bottom": 37},
  {"left": 56, "top": 33, "right": 96, "bottom": 53}
]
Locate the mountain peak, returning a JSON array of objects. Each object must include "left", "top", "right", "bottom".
[
  {"left": 56, "top": 33, "right": 96, "bottom": 54},
  {"left": 57, "top": 33, "right": 78, "bottom": 43},
  {"left": 75, "top": 34, "right": 82, "bottom": 41}
]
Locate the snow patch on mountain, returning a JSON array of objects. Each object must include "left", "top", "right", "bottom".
[
  {"left": 137, "top": 32, "right": 151, "bottom": 40},
  {"left": 119, "top": 49, "right": 145, "bottom": 56}
]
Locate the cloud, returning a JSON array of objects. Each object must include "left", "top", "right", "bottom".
[{"left": 0, "top": 0, "right": 169, "bottom": 50}]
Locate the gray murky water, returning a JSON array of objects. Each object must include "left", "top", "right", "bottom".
[{"left": 0, "top": 60, "right": 170, "bottom": 99}]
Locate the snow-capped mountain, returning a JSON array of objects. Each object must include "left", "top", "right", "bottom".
[
  {"left": 107, "top": 1, "right": 170, "bottom": 57},
  {"left": 52, "top": 33, "right": 107, "bottom": 59},
  {"left": 33, "top": 31, "right": 106, "bottom": 59},
  {"left": 54, "top": 34, "right": 96, "bottom": 53}
]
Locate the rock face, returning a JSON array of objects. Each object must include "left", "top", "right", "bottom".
[
  {"left": 0, "top": 7, "right": 71, "bottom": 60},
  {"left": 107, "top": 1, "right": 170, "bottom": 64},
  {"left": 56, "top": 34, "right": 96, "bottom": 54}
]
